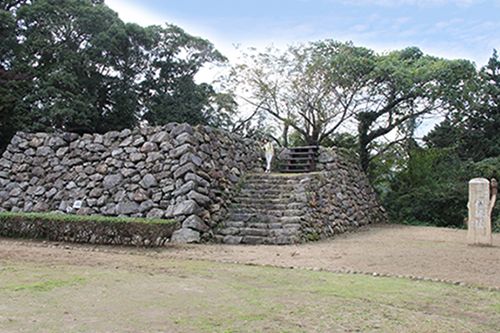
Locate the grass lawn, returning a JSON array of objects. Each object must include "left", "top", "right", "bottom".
[{"left": 0, "top": 258, "right": 499, "bottom": 333}]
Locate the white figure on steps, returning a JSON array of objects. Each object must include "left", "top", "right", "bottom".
[{"left": 263, "top": 139, "right": 274, "bottom": 173}]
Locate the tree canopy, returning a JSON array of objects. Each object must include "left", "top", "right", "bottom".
[
  {"left": 231, "top": 42, "right": 375, "bottom": 147},
  {"left": 425, "top": 50, "right": 500, "bottom": 161},
  {"left": 0, "top": 0, "right": 230, "bottom": 151},
  {"left": 381, "top": 50, "right": 500, "bottom": 230},
  {"left": 231, "top": 41, "right": 476, "bottom": 172}
]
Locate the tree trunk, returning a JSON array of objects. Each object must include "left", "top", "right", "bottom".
[
  {"left": 282, "top": 123, "right": 289, "bottom": 148},
  {"left": 357, "top": 112, "right": 373, "bottom": 173},
  {"left": 306, "top": 128, "right": 320, "bottom": 146}
]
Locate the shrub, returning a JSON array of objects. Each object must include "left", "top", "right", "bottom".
[{"left": 385, "top": 148, "right": 499, "bottom": 230}]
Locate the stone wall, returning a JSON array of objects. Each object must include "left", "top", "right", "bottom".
[
  {"left": 0, "top": 123, "right": 262, "bottom": 243},
  {"left": 298, "top": 147, "right": 386, "bottom": 239},
  {"left": 215, "top": 146, "right": 386, "bottom": 244}
]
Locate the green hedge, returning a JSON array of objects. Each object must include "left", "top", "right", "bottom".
[
  {"left": 0, "top": 212, "right": 175, "bottom": 225},
  {"left": 0, "top": 211, "right": 178, "bottom": 246}
]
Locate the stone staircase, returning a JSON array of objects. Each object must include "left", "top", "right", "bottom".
[
  {"left": 280, "top": 146, "right": 319, "bottom": 173},
  {"left": 216, "top": 173, "right": 307, "bottom": 245}
]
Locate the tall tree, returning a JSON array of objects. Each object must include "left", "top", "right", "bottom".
[
  {"left": 425, "top": 50, "right": 500, "bottom": 161},
  {"left": 231, "top": 41, "right": 374, "bottom": 147},
  {"left": 0, "top": 0, "right": 30, "bottom": 151},
  {"left": 0, "top": 0, "right": 230, "bottom": 151},
  {"left": 15, "top": 0, "right": 132, "bottom": 133},
  {"left": 140, "top": 25, "right": 228, "bottom": 126},
  {"left": 356, "top": 47, "right": 476, "bottom": 173}
]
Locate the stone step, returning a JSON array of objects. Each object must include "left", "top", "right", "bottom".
[
  {"left": 230, "top": 202, "right": 303, "bottom": 210},
  {"left": 220, "top": 172, "right": 311, "bottom": 245},
  {"left": 221, "top": 221, "right": 302, "bottom": 230},
  {"left": 233, "top": 197, "right": 291, "bottom": 203},
  {"left": 218, "top": 227, "right": 270, "bottom": 237},
  {"left": 235, "top": 195, "right": 293, "bottom": 201},
  {"left": 220, "top": 235, "right": 301, "bottom": 245},
  {"left": 238, "top": 189, "right": 293, "bottom": 198},
  {"left": 241, "top": 185, "right": 297, "bottom": 192},
  {"left": 231, "top": 198, "right": 295, "bottom": 207},
  {"left": 245, "top": 174, "right": 307, "bottom": 180},
  {"left": 223, "top": 221, "right": 246, "bottom": 228},
  {"left": 229, "top": 210, "right": 302, "bottom": 223},
  {"left": 244, "top": 178, "right": 299, "bottom": 184},
  {"left": 218, "top": 227, "right": 300, "bottom": 238},
  {"left": 244, "top": 179, "right": 303, "bottom": 183}
]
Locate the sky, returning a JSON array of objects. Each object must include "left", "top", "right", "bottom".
[
  {"left": 106, "top": 0, "right": 500, "bottom": 69},
  {"left": 105, "top": 0, "right": 499, "bottom": 137}
]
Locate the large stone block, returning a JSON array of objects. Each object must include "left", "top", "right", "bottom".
[
  {"left": 173, "top": 162, "right": 196, "bottom": 179},
  {"left": 176, "top": 132, "right": 197, "bottom": 146},
  {"left": 150, "top": 131, "right": 169, "bottom": 143},
  {"left": 182, "top": 215, "right": 209, "bottom": 232},
  {"left": 187, "top": 190, "right": 210, "bottom": 206},
  {"left": 171, "top": 227, "right": 200, "bottom": 243},
  {"left": 171, "top": 123, "right": 194, "bottom": 138},
  {"left": 172, "top": 181, "right": 196, "bottom": 197},
  {"left": 172, "top": 200, "right": 201, "bottom": 216},
  {"left": 169, "top": 143, "right": 193, "bottom": 159},
  {"left": 103, "top": 174, "right": 123, "bottom": 189},
  {"left": 116, "top": 201, "right": 140, "bottom": 215},
  {"left": 139, "top": 174, "right": 158, "bottom": 189},
  {"left": 140, "top": 142, "right": 158, "bottom": 153}
]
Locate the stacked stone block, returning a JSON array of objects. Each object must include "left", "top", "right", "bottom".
[
  {"left": 0, "top": 123, "right": 262, "bottom": 243},
  {"left": 216, "top": 147, "right": 386, "bottom": 244}
]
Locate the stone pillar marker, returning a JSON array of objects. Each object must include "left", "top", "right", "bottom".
[{"left": 467, "top": 178, "right": 496, "bottom": 246}]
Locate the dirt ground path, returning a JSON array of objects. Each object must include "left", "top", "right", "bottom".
[{"left": 1, "top": 224, "right": 499, "bottom": 288}]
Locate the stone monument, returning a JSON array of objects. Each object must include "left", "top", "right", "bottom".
[{"left": 467, "top": 178, "right": 497, "bottom": 246}]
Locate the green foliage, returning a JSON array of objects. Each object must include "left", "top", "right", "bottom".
[
  {"left": 385, "top": 148, "right": 499, "bottom": 230},
  {"left": 0, "top": 211, "right": 175, "bottom": 225},
  {"left": 357, "top": 48, "right": 476, "bottom": 172},
  {"left": 409, "top": 50, "right": 500, "bottom": 230},
  {"left": 231, "top": 41, "right": 376, "bottom": 147},
  {"left": 0, "top": 0, "right": 230, "bottom": 151},
  {"left": 425, "top": 50, "right": 500, "bottom": 161},
  {"left": 385, "top": 148, "right": 468, "bottom": 227}
]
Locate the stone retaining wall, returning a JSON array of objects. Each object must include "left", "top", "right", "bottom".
[
  {"left": 0, "top": 127, "right": 386, "bottom": 244},
  {"left": 215, "top": 147, "right": 386, "bottom": 245},
  {"left": 298, "top": 147, "right": 386, "bottom": 239},
  {"left": 0, "top": 124, "right": 263, "bottom": 243}
]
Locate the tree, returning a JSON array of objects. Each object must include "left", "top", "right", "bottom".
[
  {"left": 0, "top": 0, "right": 230, "bottom": 151},
  {"left": 425, "top": 50, "right": 500, "bottom": 161},
  {"left": 356, "top": 47, "right": 476, "bottom": 173},
  {"left": 233, "top": 42, "right": 475, "bottom": 175},
  {"left": 231, "top": 41, "right": 374, "bottom": 147},
  {"left": 15, "top": 0, "right": 134, "bottom": 133},
  {"left": 0, "top": 0, "right": 30, "bottom": 152},
  {"left": 139, "top": 24, "right": 229, "bottom": 126}
]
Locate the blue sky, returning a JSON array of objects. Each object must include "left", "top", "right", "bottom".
[{"left": 106, "top": 0, "right": 500, "bottom": 67}]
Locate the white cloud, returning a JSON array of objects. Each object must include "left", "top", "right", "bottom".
[
  {"left": 106, "top": 0, "right": 165, "bottom": 26},
  {"left": 340, "top": 0, "right": 486, "bottom": 7},
  {"left": 105, "top": 0, "right": 237, "bottom": 84},
  {"left": 105, "top": 0, "right": 223, "bottom": 49},
  {"left": 105, "top": 0, "right": 495, "bottom": 75}
]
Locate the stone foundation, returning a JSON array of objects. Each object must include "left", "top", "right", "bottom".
[
  {"left": 0, "top": 124, "right": 262, "bottom": 243},
  {"left": 0, "top": 126, "right": 385, "bottom": 244}
]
